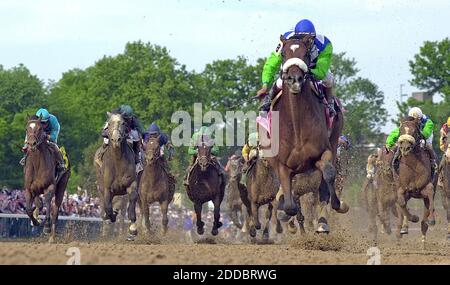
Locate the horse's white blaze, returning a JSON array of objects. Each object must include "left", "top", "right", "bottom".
[
  {"left": 282, "top": 58, "right": 308, "bottom": 73},
  {"left": 290, "top": 44, "right": 300, "bottom": 52},
  {"left": 398, "top": 134, "right": 415, "bottom": 145},
  {"left": 29, "top": 123, "right": 36, "bottom": 129}
]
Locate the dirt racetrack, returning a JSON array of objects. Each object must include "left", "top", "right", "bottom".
[{"left": 1, "top": 208, "right": 449, "bottom": 265}]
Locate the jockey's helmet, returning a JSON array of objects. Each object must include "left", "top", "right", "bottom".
[
  {"left": 294, "top": 19, "right": 316, "bottom": 36},
  {"left": 408, "top": 107, "right": 423, "bottom": 120},
  {"left": 120, "top": 104, "right": 134, "bottom": 118},
  {"left": 148, "top": 122, "right": 160, "bottom": 135},
  {"left": 36, "top": 108, "right": 50, "bottom": 122},
  {"left": 283, "top": 30, "right": 294, "bottom": 40},
  {"left": 248, "top": 132, "right": 258, "bottom": 147}
]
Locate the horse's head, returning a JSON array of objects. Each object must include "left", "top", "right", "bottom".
[
  {"left": 145, "top": 135, "right": 160, "bottom": 164},
  {"left": 26, "top": 116, "right": 46, "bottom": 151},
  {"left": 398, "top": 116, "right": 421, "bottom": 157},
  {"left": 196, "top": 135, "right": 213, "bottom": 172},
  {"left": 280, "top": 36, "right": 310, "bottom": 95},
  {"left": 107, "top": 112, "right": 127, "bottom": 149}
]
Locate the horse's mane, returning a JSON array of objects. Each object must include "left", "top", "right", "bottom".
[{"left": 401, "top": 116, "right": 417, "bottom": 123}]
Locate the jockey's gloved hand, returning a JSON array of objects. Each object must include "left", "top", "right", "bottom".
[
  {"left": 420, "top": 139, "right": 425, "bottom": 148},
  {"left": 255, "top": 86, "right": 269, "bottom": 99}
]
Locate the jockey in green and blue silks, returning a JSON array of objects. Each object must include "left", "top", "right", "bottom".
[
  {"left": 183, "top": 126, "right": 223, "bottom": 186},
  {"left": 385, "top": 107, "right": 437, "bottom": 177},
  {"left": 20, "top": 108, "right": 66, "bottom": 178},
  {"left": 257, "top": 19, "right": 335, "bottom": 113}
]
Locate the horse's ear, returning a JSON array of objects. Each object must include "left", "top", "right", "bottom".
[{"left": 107, "top": 112, "right": 112, "bottom": 118}]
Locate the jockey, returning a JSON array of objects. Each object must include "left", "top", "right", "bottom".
[
  {"left": 183, "top": 126, "right": 223, "bottom": 186},
  {"left": 240, "top": 132, "right": 259, "bottom": 185},
  {"left": 439, "top": 116, "right": 450, "bottom": 152},
  {"left": 20, "top": 108, "right": 66, "bottom": 180},
  {"left": 96, "top": 105, "right": 145, "bottom": 171},
  {"left": 438, "top": 117, "right": 450, "bottom": 186},
  {"left": 257, "top": 19, "right": 335, "bottom": 114},
  {"left": 385, "top": 107, "right": 437, "bottom": 176},
  {"left": 143, "top": 122, "right": 175, "bottom": 182}
]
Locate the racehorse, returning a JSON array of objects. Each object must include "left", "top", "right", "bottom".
[
  {"left": 23, "top": 116, "right": 70, "bottom": 243},
  {"left": 263, "top": 36, "right": 348, "bottom": 233},
  {"left": 437, "top": 140, "right": 450, "bottom": 240},
  {"left": 94, "top": 112, "right": 139, "bottom": 240},
  {"left": 239, "top": 149, "right": 282, "bottom": 240},
  {"left": 185, "top": 135, "right": 225, "bottom": 236},
  {"left": 396, "top": 116, "right": 436, "bottom": 245},
  {"left": 139, "top": 135, "right": 175, "bottom": 234},
  {"left": 225, "top": 154, "right": 246, "bottom": 229}
]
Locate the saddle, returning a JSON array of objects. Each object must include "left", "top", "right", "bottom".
[{"left": 256, "top": 81, "right": 343, "bottom": 137}]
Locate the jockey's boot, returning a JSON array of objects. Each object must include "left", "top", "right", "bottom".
[
  {"left": 183, "top": 156, "right": 197, "bottom": 186},
  {"left": 95, "top": 141, "right": 108, "bottom": 167},
  {"left": 392, "top": 147, "right": 401, "bottom": 175},
  {"left": 259, "top": 84, "right": 280, "bottom": 112},
  {"left": 19, "top": 145, "right": 28, "bottom": 166},
  {"left": 133, "top": 142, "right": 143, "bottom": 173},
  {"left": 324, "top": 86, "right": 337, "bottom": 117},
  {"left": 50, "top": 143, "right": 66, "bottom": 182},
  {"left": 426, "top": 145, "right": 438, "bottom": 180}
]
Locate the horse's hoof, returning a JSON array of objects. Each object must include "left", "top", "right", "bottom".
[
  {"left": 255, "top": 223, "right": 261, "bottom": 230},
  {"left": 249, "top": 227, "right": 257, "bottom": 238},
  {"left": 284, "top": 207, "right": 298, "bottom": 217},
  {"left": 129, "top": 223, "right": 138, "bottom": 236},
  {"left": 126, "top": 235, "right": 135, "bottom": 242},
  {"left": 316, "top": 223, "right": 330, "bottom": 234},
  {"left": 410, "top": 215, "right": 419, "bottom": 223},
  {"left": 428, "top": 219, "right": 436, "bottom": 226},
  {"left": 216, "top": 222, "right": 223, "bottom": 229},
  {"left": 288, "top": 223, "right": 297, "bottom": 235},
  {"left": 263, "top": 232, "right": 270, "bottom": 241},
  {"left": 43, "top": 226, "right": 51, "bottom": 235},
  {"left": 276, "top": 224, "right": 283, "bottom": 234},
  {"left": 197, "top": 227, "right": 204, "bottom": 235},
  {"left": 400, "top": 227, "right": 409, "bottom": 235},
  {"left": 211, "top": 228, "right": 219, "bottom": 236},
  {"left": 335, "top": 202, "right": 349, "bottom": 214},
  {"left": 277, "top": 211, "right": 291, "bottom": 222}
]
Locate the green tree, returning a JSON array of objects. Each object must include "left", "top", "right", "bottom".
[
  {"left": 409, "top": 38, "right": 450, "bottom": 97},
  {"left": 395, "top": 38, "right": 450, "bottom": 154},
  {"left": 0, "top": 65, "right": 46, "bottom": 187},
  {"left": 331, "top": 53, "right": 388, "bottom": 144}
]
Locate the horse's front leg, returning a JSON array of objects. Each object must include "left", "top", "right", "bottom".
[
  {"left": 126, "top": 181, "right": 139, "bottom": 238},
  {"left": 160, "top": 200, "right": 169, "bottom": 235},
  {"left": 422, "top": 183, "right": 436, "bottom": 226},
  {"left": 43, "top": 184, "right": 55, "bottom": 235},
  {"left": 315, "top": 150, "right": 348, "bottom": 214},
  {"left": 49, "top": 185, "right": 65, "bottom": 244},
  {"left": 194, "top": 202, "right": 205, "bottom": 235},
  {"left": 276, "top": 163, "right": 297, "bottom": 216},
  {"left": 103, "top": 188, "right": 117, "bottom": 223},
  {"left": 263, "top": 203, "right": 273, "bottom": 240},
  {"left": 25, "top": 190, "right": 40, "bottom": 226},
  {"left": 211, "top": 197, "right": 223, "bottom": 236}
]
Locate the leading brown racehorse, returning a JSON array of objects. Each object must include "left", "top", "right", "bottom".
[
  {"left": 264, "top": 36, "right": 348, "bottom": 232},
  {"left": 23, "top": 116, "right": 70, "bottom": 243}
]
